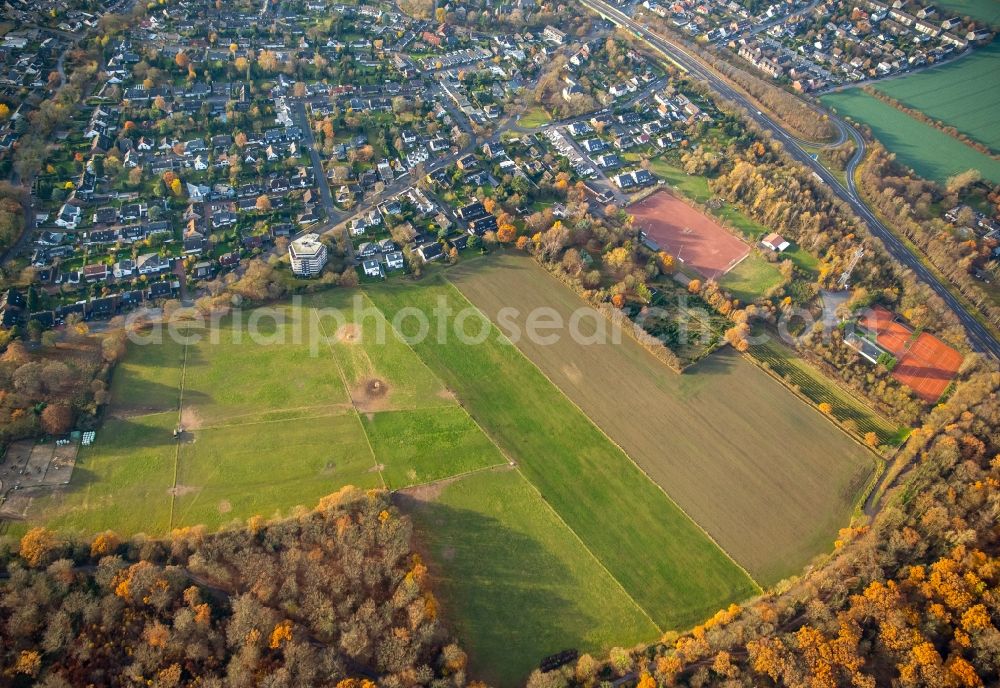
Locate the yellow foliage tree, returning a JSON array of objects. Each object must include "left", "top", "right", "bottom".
[
  {"left": 14, "top": 650, "right": 41, "bottom": 677},
  {"left": 269, "top": 619, "right": 293, "bottom": 649},
  {"left": 19, "top": 527, "right": 59, "bottom": 567},
  {"left": 90, "top": 530, "right": 120, "bottom": 557}
]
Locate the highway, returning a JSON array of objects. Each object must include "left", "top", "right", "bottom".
[{"left": 581, "top": 0, "right": 1000, "bottom": 359}]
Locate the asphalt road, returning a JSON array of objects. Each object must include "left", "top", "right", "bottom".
[{"left": 582, "top": 0, "right": 1000, "bottom": 359}]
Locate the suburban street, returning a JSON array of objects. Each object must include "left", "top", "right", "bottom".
[{"left": 581, "top": 0, "right": 1000, "bottom": 360}]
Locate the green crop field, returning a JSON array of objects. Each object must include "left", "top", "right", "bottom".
[
  {"left": 821, "top": 89, "right": 1000, "bottom": 184},
  {"left": 873, "top": 43, "right": 1000, "bottom": 152},
  {"left": 934, "top": 0, "right": 1000, "bottom": 24},
  {"left": 447, "top": 254, "right": 877, "bottom": 586},
  {"left": 401, "top": 468, "right": 658, "bottom": 687},
  {"left": 366, "top": 278, "right": 759, "bottom": 629}
]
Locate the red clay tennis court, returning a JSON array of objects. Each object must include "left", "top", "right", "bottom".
[
  {"left": 629, "top": 191, "right": 749, "bottom": 280},
  {"left": 861, "top": 306, "right": 962, "bottom": 402}
]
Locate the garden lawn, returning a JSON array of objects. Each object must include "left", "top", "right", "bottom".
[
  {"left": 403, "top": 468, "right": 659, "bottom": 688},
  {"left": 822, "top": 89, "right": 1000, "bottom": 184},
  {"left": 518, "top": 106, "right": 551, "bottom": 128},
  {"left": 367, "top": 278, "right": 758, "bottom": 630}
]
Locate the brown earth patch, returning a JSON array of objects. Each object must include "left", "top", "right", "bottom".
[
  {"left": 352, "top": 378, "right": 391, "bottom": 412},
  {"left": 218, "top": 499, "right": 232, "bottom": 514},
  {"left": 436, "top": 387, "right": 456, "bottom": 401},
  {"left": 367, "top": 463, "right": 386, "bottom": 473},
  {"left": 180, "top": 407, "right": 203, "bottom": 431},
  {"left": 168, "top": 484, "right": 198, "bottom": 497},
  {"left": 561, "top": 363, "right": 583, "bottom": 385},
  {"left": 110, "top": 405, "right": 174, "bottom": 419},
  {"left": 336, "top": 323, "right": 362, "bottom": 344}
]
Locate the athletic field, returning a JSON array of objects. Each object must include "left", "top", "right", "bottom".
[{"left": 629, "top": 191, "right": 750, "bottom": 279}]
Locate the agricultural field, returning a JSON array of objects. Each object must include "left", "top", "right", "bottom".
[
  {"left": 872, "top": 43, "right": 1000, "bottom": 152},
  {"left": 23, "top": 285, "right": 758, "bottom": 684},
  {"left": 447, "top": 253, "right": 877, "bottom": 586},
  {"left": 367, "top": 279, "right": 757, "bottom": 630},
  {"left": 821, "top": 89, "right": 1000, "bottom": 184},
  {"left": 748, "top": 333, "right": 907, "bottom": 446},
  {"left": 400, "top": 468, "right": 658, "bottom": 687},
  {"left": 934, "top": 0, "right": 1000, "bottom": 24}
]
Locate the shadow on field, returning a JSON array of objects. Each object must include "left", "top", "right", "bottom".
[
  {"left": 108, "top": 379, "right": 213, "bottom": 417},
  {"left": 682, "top": 346, "right": 740, "bottom": 375},
  {"left": 395, "top": 491, "right": 601, "bottom": 687}
]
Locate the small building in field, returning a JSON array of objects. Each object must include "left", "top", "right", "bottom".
[{"left": 761, "top": 232, "right": 790, "bottom": 252}]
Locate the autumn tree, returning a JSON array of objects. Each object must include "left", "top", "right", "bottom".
[
  {"left": 40, "top": 404, "right": 73, "bottom": 435},
  {"left": 19, "top": 527, "right": 61, "bottom": 567}
]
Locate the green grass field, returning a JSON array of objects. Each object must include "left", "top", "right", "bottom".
[
  {"left": 361, "top": 407, "right": 506, "bottom": 489},
  {"left": 27, "top": 293, "right": 510, "bottom": 535},
  {"left": 448, "top": 254, "right": 877, "bottom": 586},
  {"left": 518, "top": 106, "right": 551, "bottom": 128},
  {"left": 366, "top": 278, "right": 759, "bottom": 629},
  {"left": 402, "top": 468, "right": 658, "bottom": 687},
  {"left": 822, "top": 89, "right": 1000, "bottom": 184},
  {"left": 171, "top": 413, "right": 383, "bottom": 529},
  {"left": 720, "top": 254, "right": 784, "bottom": 303},
  {"left": 34, "top": 413, "right": 178, "bottom": 535},
  {"left": 873, "top": 43, "right": 1000, "bottom": 152}
]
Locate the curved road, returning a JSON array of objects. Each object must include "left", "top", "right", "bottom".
[{"left": 582, "top": 0, "right": 1000, "bottom": 359}]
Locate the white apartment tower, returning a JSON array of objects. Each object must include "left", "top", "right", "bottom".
[{"left": 289, "top": 233, "right": 328, "bottom": 277}]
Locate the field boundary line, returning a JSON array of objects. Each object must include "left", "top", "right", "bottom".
[
  {"left": 392, "top": 461, "right": 512, "bottom": 495},
  {"left": 199, "top": 407, "right": 356, "bottom": 431},
  {"left": 444, "top": 273, "right": 764, "bottom": 594},
  {"left": 513, "top": 465, "right": 664, "bottom": 636},
  {"left": 312, "top": 309, "right": 387, "bottom": 490},
  {"left": 360, "top": 291, "right": 520, "bottom": 492},
  {"left": 167, "top": 341, "right": 190, "bottom": 531},
  {"left": 191, "top": 403, "right": 354, "bottom": 425}
]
